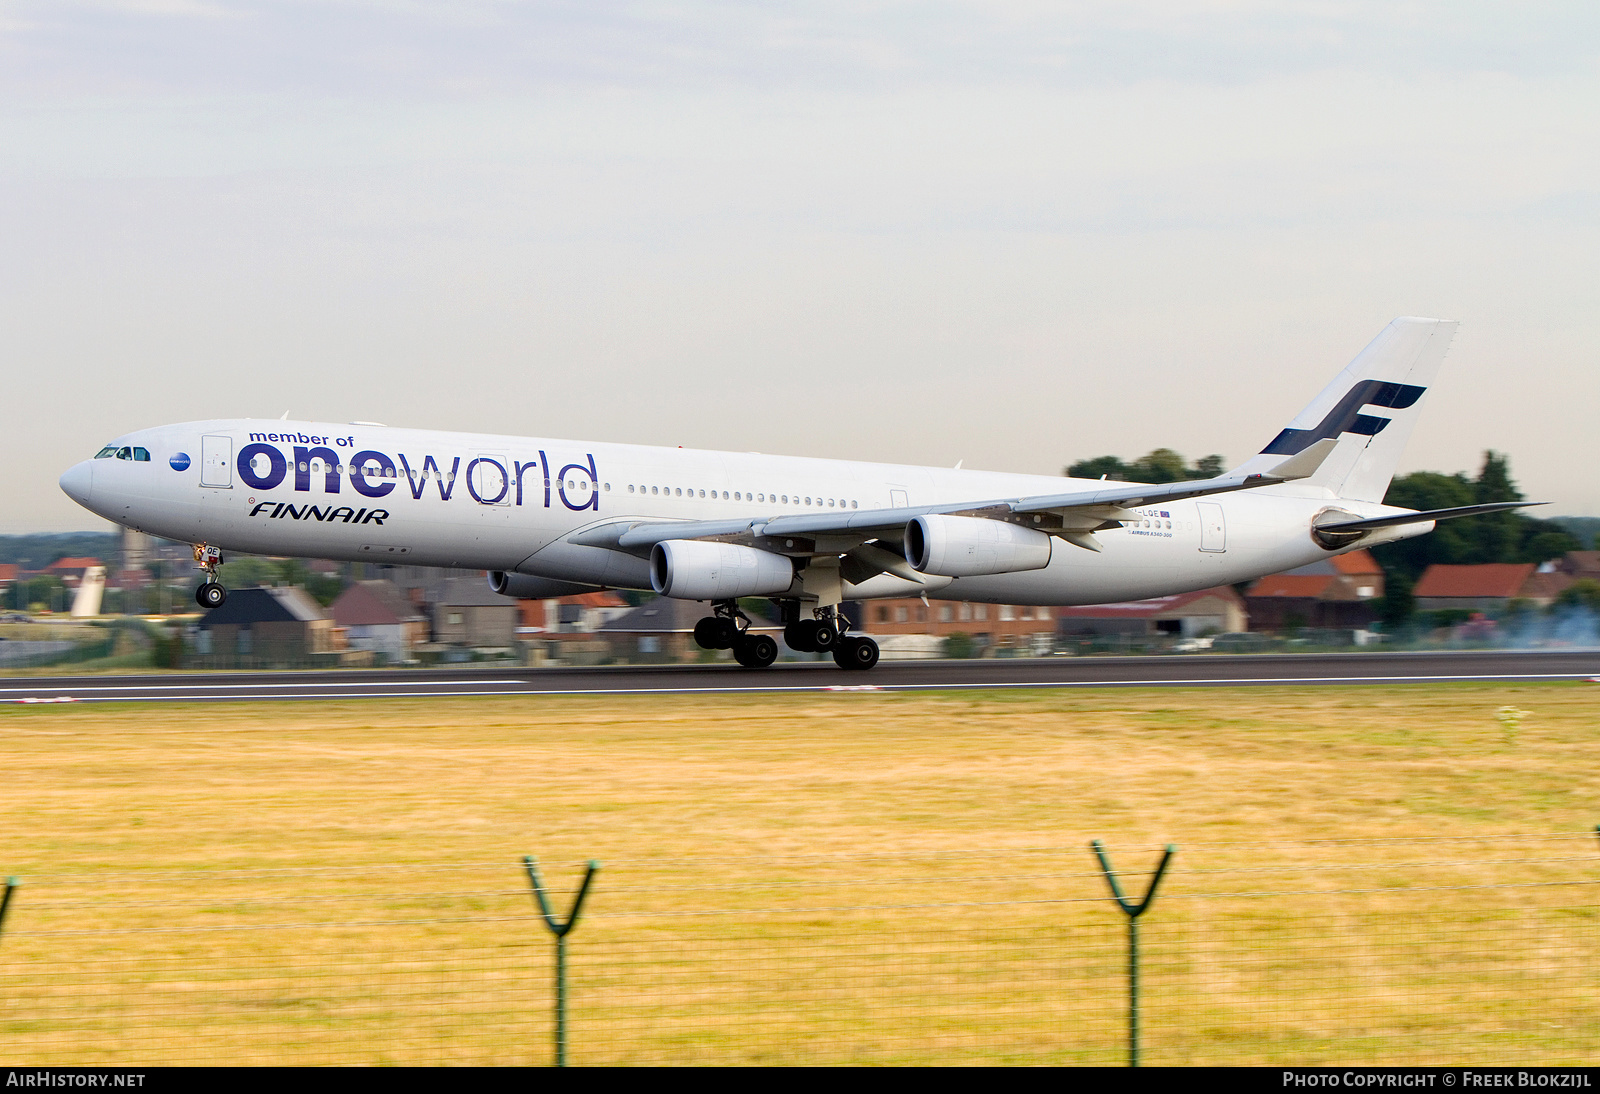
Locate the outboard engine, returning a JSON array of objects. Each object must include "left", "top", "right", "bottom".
[{"left": 904, "top": 514, "right": 1053, "bottom": 577}]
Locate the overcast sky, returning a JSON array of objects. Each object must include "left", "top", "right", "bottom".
[{"left": 3, "top": 1, "right": 1598, "bottom": 532}]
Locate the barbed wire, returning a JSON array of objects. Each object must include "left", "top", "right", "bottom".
[{"left": 8, "top": 831, "right": 1592, "bottom": 882}]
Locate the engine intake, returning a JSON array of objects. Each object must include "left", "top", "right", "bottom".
[
  {"left": 487, "top": 572, "right": 604, "bottom": 599},
  {"left": 650, "top": 540, "right": 795, "bottom": 600},
  {"left": 905, "top": 514, "right": 1053, "bottom": 577}
]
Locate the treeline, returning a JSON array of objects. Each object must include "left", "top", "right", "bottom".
[
  {"left": 1064, "top": 447, "right": 1586, "bottom": 622},
  {"left": 1066, "top": 449, "right": 1226, "bottom": 484},
  {"left": 0, "top": 532, "right": 120, "bottom": 570}
]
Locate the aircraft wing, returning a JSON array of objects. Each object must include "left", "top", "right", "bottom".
[{"left": 570, "top": 438, "right": 1340, "bottom": 557}]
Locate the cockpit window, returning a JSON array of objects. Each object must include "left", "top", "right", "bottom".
[
  {"left": 132, "top": 447, "right": 150, "bottom": 462},
  {"left": 94, "top": 446, "right": 117, "bottom": 459},
  {"left": 116, "top": 447, "right": 133, "bottom": 460}
]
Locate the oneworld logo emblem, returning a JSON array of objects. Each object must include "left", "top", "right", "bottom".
[{"left": 169, "top": 452, "right": 191, "bottom": 471}]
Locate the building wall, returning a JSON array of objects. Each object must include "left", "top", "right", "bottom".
[
  {"left": 434, "top": 605, "right": 517, "bottom": 647},
  {"left": 860, "top": 599, "right": 1056, "bottom": 649}
]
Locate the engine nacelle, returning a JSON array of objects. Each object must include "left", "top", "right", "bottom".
[
  {"left": 487, "top": 571, "right": 604, "bottom": 599},
  {"left": 905, "top": 514, "right": 1053, "bottom": 577},
  {"left": 650, "top": 540, "right": 795, "bottom": 600}
]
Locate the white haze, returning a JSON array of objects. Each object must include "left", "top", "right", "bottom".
[{"left": 1, "top": 2, "right": 1597, "bottom": 531}]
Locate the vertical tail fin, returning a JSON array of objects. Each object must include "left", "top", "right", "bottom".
[{"left": 1233, "top": 317, "right": 1458, "bottom": 502}]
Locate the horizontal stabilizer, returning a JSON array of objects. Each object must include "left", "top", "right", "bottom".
[
  {"left": 1263, "top": 437, "right": 1339, "bottom": 481},
  {"left": 1315, "top": 501, "right": 1543, "bottom": 533}
]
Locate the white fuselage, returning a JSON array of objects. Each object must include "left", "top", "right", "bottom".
[{"left": 60, "top": 419, "right": 1421, "bottom": 606}]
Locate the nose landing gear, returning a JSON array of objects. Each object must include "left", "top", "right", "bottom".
[{"left": 193, "top": 544, "right": 228, "bottom": 609}]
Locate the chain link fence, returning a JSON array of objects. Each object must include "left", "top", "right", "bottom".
[{"left": 2, "top": 833, "right": 1595, "bottom": 1065}]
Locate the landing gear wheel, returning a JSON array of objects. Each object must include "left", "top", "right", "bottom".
[
  {"left": 693, "top": 617, "right": 720, "bottom": 650},
  {"left": 696, "top": 616, "right": 741, "bottom": 650},
  {"left": 833, "top": 635, "right": 880, "bottom": 670},
  {"left": 196, "top": 582, "right": 227, "bottom": 609},
  {"left": 785, "top": 619, "right": 819, "bottom": 652},
  {"left": 812, "top": 620, "right": 839, "bottom": 650},
  {"left": 734, "top": 633, "right": 778, "bottom": 668}
]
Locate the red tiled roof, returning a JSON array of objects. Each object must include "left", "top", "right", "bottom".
[
  {"left": 564, "top": 591, "right": 627, "bottom": 608},
  {"left": 1250, "top": 574, "right": 1335, "bottom": 599},
  {"left": 1054, "top": 586, "right": 1241, "bottom": 619},
  {"left": 1413, "top": 563, "right": 1537, "bottom": 599},
  {"left": 1329, "top": 549, "right": 1381, "bottom": 576},
  {"left": 0, "top": 564, "right": 17, "bottom": 582},
  {"left": 46, "top": 557, "right": 102, "bottom": 571}
]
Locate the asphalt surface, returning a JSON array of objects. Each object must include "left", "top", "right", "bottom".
[{"left": 2, "top": 649, "right": 1596, "bottom": 703}]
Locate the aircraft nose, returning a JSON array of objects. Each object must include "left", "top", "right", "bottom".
[{"left": 59, "top": 461, "right": 94, "bottom": 508}]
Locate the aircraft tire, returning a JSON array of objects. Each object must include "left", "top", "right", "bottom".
[
  {"left": 785, "top": 620, "right": 818, "bottom": 652},
  {"left": 833, "top": 636, "right": 880, "bottom": 670},
  {"left": 811, "top": 620, "right": 839, "bottom": 650},
  {"left": 712, "top": 617, "right": 739, "bottom": 649},
  {"left": 196, "top": 583, "right": 227, "bottom": 609},
  {"left": 734, "top": 633, "right": 778, "bottom": 668},
  {"left": 693, "top": 617, "right": 720, "bottom": 650}
]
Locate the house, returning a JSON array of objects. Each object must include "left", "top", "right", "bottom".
[
  {"left": 1556, "top": 552, "right": 1600, "bottom": 581},
  {"left": 329, "top": 580, "right": 429, "bottom": 662},
  {"left": 860, "top": 598, "right": 1058, "bottom": 656},
  {"left": 1055, "top": 586, "right": 1248, "bottom": 642},
  {"left": 44, "top": 557, "right": 103, "bottom": 587},
  {"left": 597, "top": 598, "right": 784, "bottom": 664},
  {"left": 516, "top": 591, "right": 631, "bottom": 636},
  {"left": 1412, "top": 564, "right": 1571, "bottom": 613},
  {"left": 193, "top": 586, "right": 336, "bottom": 666},
  {"left": 1246, "top": 549, "right": 1385, "bottom": 632},
  {"left": 431, "top": 576, "right": 518, "bottom": 649}
]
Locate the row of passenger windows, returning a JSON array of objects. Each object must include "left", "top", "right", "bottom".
[
  {"left": 626, "top": 484, "right": 858, "bottom": 509},
  {"left": 93, "top": 446, "right": 150, "bottom": 462}
]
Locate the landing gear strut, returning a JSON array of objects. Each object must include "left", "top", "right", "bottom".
[
  {"left": 692, "top": 601, "right": 778, "bottom": 668},
  {"left": 785, "top": 604, "right": 879, "bottom": 670},
  {"left": 193, "top": 544, "right": 227, "bottom": 609}
]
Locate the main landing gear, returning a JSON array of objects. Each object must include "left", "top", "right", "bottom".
[
  {"left": 693, "top": 601, "right": 880, "bottom": 671},
  {"left": 784, "top": 605, "right": 880, "bottom": 671},
  {"left": 193, "top": 544, "right": 228, "bottom": 609},
  {"left": 692, "top": 601, "right": 778, "bottom": 668}
]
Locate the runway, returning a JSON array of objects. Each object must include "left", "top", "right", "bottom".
[{"left": 3, "top": 649, "right": 1596, "bottom": 703}]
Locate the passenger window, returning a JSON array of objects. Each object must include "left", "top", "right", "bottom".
[{"left": 132, "top": 448, "right": 150, "bottom": 462}]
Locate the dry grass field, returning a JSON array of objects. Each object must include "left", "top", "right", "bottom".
[{"left": 1, "top": 682, "right": 1596, "bottom": 1064}]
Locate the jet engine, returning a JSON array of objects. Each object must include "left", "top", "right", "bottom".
[
  {"left": 904, "top": 514, "right": 1053, "bottom": 577},
  {"left": 650, "top": 540, "right": 796, "bottom": 600},
  {"left": 487, "top": 571, "right": 604, "bottom": 599}
]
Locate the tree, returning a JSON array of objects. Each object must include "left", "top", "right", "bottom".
[
  {"left": 1555, "top": 579, "right": 1600, "bottom": 614},
  {"left": 1373, "top": 451, "right": 1580, "bottom": 618},
  {"left": 1065, "top": 449, "right": 1228, "bottom": 483}
]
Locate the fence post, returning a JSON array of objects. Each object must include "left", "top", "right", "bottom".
[
  {"left": 523, "top": 856, "right": 600, "bottom": 1067},
  {"left": 1091, "top": 840, "right": 1175, "bottom": 1068},
  {"left": 0, "top": 877, "right": 17, "bottom": 942}
]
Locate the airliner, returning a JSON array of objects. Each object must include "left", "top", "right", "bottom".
[{"left": 58, "top": 317, "right": 1530, "bottom": 670}]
